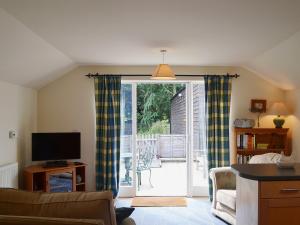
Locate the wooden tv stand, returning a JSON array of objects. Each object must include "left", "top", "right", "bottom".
[{"left": 24, "top": 162, "right": 86, "bottom": 192}]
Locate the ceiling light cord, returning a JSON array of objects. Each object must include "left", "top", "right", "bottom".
[{"left": 161, "top": 49, "right": 167, "bottom": 64}]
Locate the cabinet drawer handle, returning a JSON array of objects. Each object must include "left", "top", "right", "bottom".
[{"left": 280, "top": 188, "right": 300, "bottom": 193}]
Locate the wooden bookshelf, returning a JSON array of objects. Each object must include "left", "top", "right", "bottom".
[{"left": 234, "top": 128, "right": 290, "bottom": 164}]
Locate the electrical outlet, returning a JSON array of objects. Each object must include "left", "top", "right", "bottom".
[{"left": 9, "top": 130, "right": 16, "bottom": 139}]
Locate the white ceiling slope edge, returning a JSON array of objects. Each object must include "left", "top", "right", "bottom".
[
  {"left": 0, "top": 8, "right": 75, "bottom": 88},
  {"left": 0, "top": 0, "right": 300, "bottom": 89},
  {"left": 245, "top": 31, "right": 300, "bottom": 90}
]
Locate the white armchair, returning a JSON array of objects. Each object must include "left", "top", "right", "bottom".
[
  {"left": 210, "top": 167, "right": 236, "bottom": 225},
  {"left": 209, "top": 153, "right": 283, "bottom": 225}
]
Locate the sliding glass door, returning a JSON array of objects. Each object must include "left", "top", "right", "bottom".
[{"left": 119, "top": 80, "right": 208, "bottom": 197}]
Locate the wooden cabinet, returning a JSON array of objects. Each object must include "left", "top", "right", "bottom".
[
  {"left": 260, "top": 181, "right": 300, "bottom": 198},
  {"left": 234, "top": 164, "right": 300, "bottom": 225},
  {"left": 234, "top": 128, "right": 290, "bottom": 164},
  {"left": 259, "top": 181, "right": 300, "bottom": 225},
  {"left": 24, "top": 163, "right": 86, "bottom": 192},
  {"left": 236, "top": 177, "right": 300, "bottom": 225},
  {"left": 260, "top": 198, "right": 300, "bottom": 225}
]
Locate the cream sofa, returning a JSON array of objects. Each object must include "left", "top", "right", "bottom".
[
  {"left": 209, "top": 153, "right": 282, "bottom": 225},
  {"left": 0, "top": 188, "right": 135, "bottom": 225}
]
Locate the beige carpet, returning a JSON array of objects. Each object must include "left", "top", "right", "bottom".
[{"left": 131, "top": 197, "right": 187, "bottom": 207}]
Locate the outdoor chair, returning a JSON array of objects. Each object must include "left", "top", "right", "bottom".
[{"left": 136, "top": 141, "right": 155, "bottom": 190}]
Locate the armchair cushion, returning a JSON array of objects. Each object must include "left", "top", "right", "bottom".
[
  {"left": 210, "top": 167, "right": 236, "bottom": 190},
  {"left": 216, "top": 189, "right": 236, "bottom": 211},
  {"left": 215, "top": 172, "right": 236, "bottom": 190}
]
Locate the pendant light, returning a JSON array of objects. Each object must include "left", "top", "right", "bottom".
[{"left": 151, "top": 49, "right": 176, "bottom": 80}]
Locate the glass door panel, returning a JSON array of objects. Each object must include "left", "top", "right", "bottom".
[
  {"left": 119, "top": 83, "right": 136, "bottom": 197},
  {"left": 49, "top": 172, "right": 73, "bottom": 192},
  {"left": 191, "top": 82, "right": 208, "bottom": 196},
  {"left": 136, "top": 83, "right": 187, "bottom": 196}
]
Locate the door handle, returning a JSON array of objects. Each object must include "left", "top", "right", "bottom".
[{"left": 280, "top": 188, "right": 300, "bottom": 193}]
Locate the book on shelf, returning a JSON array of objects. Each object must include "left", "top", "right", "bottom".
[
  {"left": 247, "top": 134, "right": 253, "bottom": 150},
  {"left": 256, "top": 143, "right": 269, "bottom": 149},
  {"left": 236, "top": 133, "right": 255, "bottom": 150}
]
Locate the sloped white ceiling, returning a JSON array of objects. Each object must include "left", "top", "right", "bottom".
[
  {"left": 0, "top": 8, "right": 75, "bottom": 88},
  {"left": 246, "top": 31, "right": 300, "bottom": 90},
  {"left": 0, "top": 0, "right": 300, "bottom": 89}
]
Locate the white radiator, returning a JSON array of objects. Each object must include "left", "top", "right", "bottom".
[{"left": 0, "top": 162, "right": 18, "bottom": 188}]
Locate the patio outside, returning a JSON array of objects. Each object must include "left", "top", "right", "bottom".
[{"left": 137, "top": 160, "right": 207, "bottom": 196}]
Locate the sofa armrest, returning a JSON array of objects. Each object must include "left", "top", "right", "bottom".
[
  {"left": 209, "top": 167, "right": 236, "bottom": 210},
  {"left": 0, "top": 215, "right": 104, "bottom": 225}
]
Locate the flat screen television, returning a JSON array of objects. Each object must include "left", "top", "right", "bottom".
[{"left": 32, "top": 132, "right": 81, "bottom": 161}]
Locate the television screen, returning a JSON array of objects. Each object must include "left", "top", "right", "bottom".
[{"left": 32, "top": 132, "right": 81, "bottom": 161}]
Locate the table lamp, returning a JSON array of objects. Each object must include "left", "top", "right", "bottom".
[{"left": 268, "top": 102, "right": 289, "bottom": 128}]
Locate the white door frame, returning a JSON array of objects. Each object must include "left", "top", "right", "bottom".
[
  {"left": 119, "top": 79, "right": 208, "bottom": 197},
  {"left": 186, "top": 82, "right": 193, "bottom": 197}
]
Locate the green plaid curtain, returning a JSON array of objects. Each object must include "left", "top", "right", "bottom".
[
  {"left": 94, "top": 75, "right": 121, "bottom": 198},
  {"left": 204, "top": 75, "right": 232, "bottom": 200}
]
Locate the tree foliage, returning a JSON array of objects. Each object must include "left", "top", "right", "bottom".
[
  {"left": 145, "top": 120, "right": 170, "bottom": 134},
  {"left": 137, "top": 83, "right": 185, "bottom": 133}
]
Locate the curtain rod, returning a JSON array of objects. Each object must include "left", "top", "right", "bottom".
[{"left": 85, "top": 73, "right": 240, "bottom": 78}]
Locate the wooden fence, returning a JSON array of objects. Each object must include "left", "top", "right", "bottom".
[{"left": 121, "top": 134, "right": 187, "bottom": 158}]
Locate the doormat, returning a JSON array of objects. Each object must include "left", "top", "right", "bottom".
[{"left": 131, "top": 197, "right": 187, "bottom": 207}]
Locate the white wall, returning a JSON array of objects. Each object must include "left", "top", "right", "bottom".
[
  {"left": 37, "top": 65, "right": 286, "bottom": 191},
  {"left": 230, "top": 67, "right": 286, "bottom": 162},
  {"left": 285, "top": 89, "right": 300, "bottom": 161},
  {"left": 0, "top": 80, "right": 37, "bottom": 183}
]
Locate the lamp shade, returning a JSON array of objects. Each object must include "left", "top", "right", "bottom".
[
  {"left": 151, "top": 64, "right": 176, "bottom": 80},
  {"left": 268, "top": 102, "right": 289, "bottom": 116}
]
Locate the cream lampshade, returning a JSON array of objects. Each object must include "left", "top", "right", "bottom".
[
  {"left": 268, "top": 102, "right": 289, "bottom": 128},
  {"left": 151, "top": 50, "right": 176, "bottom": 80},
  {"left": 151, "top": 64, "right": 175, "bottom": 80}
]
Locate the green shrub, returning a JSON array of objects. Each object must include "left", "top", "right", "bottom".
[{"left": 141, "top": 120, "right": 170, "bottom": 135}]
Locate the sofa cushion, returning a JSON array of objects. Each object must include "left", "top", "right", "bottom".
[
  {"left": 249, "top": 153, "right": 281, "bottom": 164},
  {"left": 216, "top": 189, "right": 236, "bottom": 211},
  {"left": 0, "top": 215, "right": 104, "bottom": 225},
  {"left": 115, "top": 207, "right": 135, "bottom": 225},
  {"left": 0, "top": 188, "right": 116, "bottom": 225}
]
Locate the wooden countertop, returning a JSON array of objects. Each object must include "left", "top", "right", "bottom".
[{"left": 231, "top": 163, "right": 300, "bottom": 181}]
